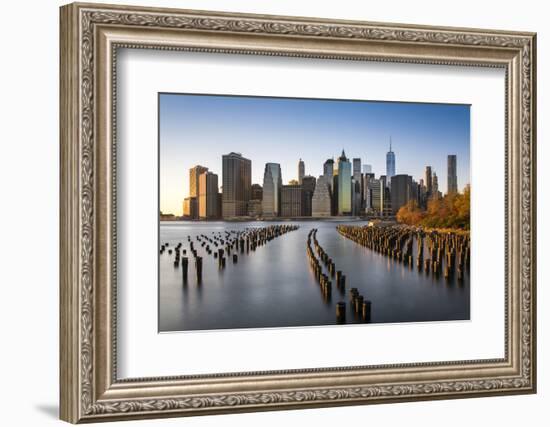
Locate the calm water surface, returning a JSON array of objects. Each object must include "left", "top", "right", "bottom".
[{"left": 159, "top": 220, "right": 470, "bottom": 331}]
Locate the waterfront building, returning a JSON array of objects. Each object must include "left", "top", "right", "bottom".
[
  {"left": 183, "top": 196, "right": 197, "bottom": 219},
  {"left": 332, "top": 174, "right": 339, "bottom": 216},
  {"left": 352, "top": 178, "right": 362, "bottom": 216},
  {"left": 447, "top": 154, "right": 458, "bottom": 194},
  {"left": 390, "top": 174, "right": 413, "bottom": 213},
  {"left": 199, "top": 171, "right": 220, "bottom": 219},
  {"left": 353, "top": 158, "right": 361, "bottom": 176},
  {"left": 337, "top": 150, "right": 352, "bottom": 215},
  {"left": 281, "top": 185, "right": 303, "bottom": 217},
  {"left": 311, "top": 175, "right": 332, "bottom": 217},
  {"left": 262, "top": 163, "right": 282, "bottom": 217},
  {"left": 251, "top": 183, "right": 263, "bottom": 200},
  {"left": 189, "top": 165, "right": 208, "bottom": 219},
  {"left": 362, "top": 164, "right": 372, "bottom": 174},
  {"left": 247, "top": 199, "right": 262, "bottom": 217},
  {"left": 222, "top": 152, "right": 251, "bottom": 218},
  {"left": 298, "top": 158, "right": 305, "bottom": 184},
  {"left": 386, "top": 139, "right": 396, "bottom": 186},
  {"left": 301, "top": 175, "right": 316, "bottom": 216}
]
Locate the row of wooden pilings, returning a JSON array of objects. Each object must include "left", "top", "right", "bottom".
[
  {"left": 161, "top": 224, "right": 300, "bottom": 285},
  {"left": 305, "top": 228, "right": 372, "bottom": 324},
  {"left": 336, "top": 224, "right": 470, "bottom": 282}
]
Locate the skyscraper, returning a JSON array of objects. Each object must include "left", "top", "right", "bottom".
[
  {"left": 298, "top": 158, "right": 305, "bottom": 184},
  {"left": 433, "top": 172, "right": 440, "bottom": 198},
  {"left": 301, "top": 175, "right": 316, "bottom": 216},
  {"left": 368, "top": 178, "right": 382, "bottom": 214},
  {"left": 189, "top": 165, "right": 208, "bottom": 219},
  {"left": 198, "top": 171, "right": 219, "bottom": 219},
  {"left": 222, "top": 152, "right": 251, "bottom": 218},
  {"left": 323, "top": 158, "right": 334, "bottom": 185},
  {"left": 386, "top": 138, "right": 396, "bottom": 186},
  {"left": 262, "top": 163, "right": 282, "bottom": 217},
  {"left": 281, "top": 185, "right": 302, "bottom": 217},
  {"left": 311, "top": 175, "right": 332, "bottom": 217},
  {"left": 352, "top": 158, "right": 361, "bottom": 176},
  {"left": 337, "top": 150, "right": 352, "bottom": 215},
  {"left": 425, "top": 166, "right": 433, "bottom": 197},
  {"left": 390, "top": 174, "right": 413, "bottom": 213},
  {"left": 447, "top": 154, "right": 458, "bottom": 194}
]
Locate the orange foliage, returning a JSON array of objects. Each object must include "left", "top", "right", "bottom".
[{"left": 396, "top": 185, "right": 470, "bottom": 230}]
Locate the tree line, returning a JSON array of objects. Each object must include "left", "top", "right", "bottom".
[{"left": 396, "top": 185, "right": 470, "bottom": 230}]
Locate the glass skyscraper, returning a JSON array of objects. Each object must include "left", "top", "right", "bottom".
[
  {"left": 262, "top": 163, "right": 282, "bottom": 217},
  {"left": 447, "top": 154, "right": 458, "bottom": 194},
  {"left": 337, "top": 150, "right": 352, "bottom": 215},
  {"left": 386, "top": 139, "right": 396, "bottom": 186}
]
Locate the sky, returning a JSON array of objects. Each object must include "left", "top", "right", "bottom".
[{"left": 159, "top": 93, "right": 470, "bottom": 215}]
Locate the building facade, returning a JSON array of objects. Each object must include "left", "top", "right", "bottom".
[
  {"left": 198, "top": 171, "right": 219, "bottom": 219},
  {"left": 311, "top": 175, "right": 332, "bottom": 217},
  {"left": 447, "top": 154, "right": 458, "bottom": 194},
  {"left": 281, "top": 185, "right": 303, "bottom": 217},
  {"left": 301, "top": 175, "right": 316, "bottom": 216},
  {"left": 425, "top": 165, "right": 433, "bottom": 198},
  {"left": 390, "top": 174, "right": 413, "bottom": 213},
  {"left": 189, "top": 165, "right": 208, "bottom": 219},
  {"left": 386, "top": 140, "right": 396, "bottom": 186},
  {"left": 262, "top": 163, "right": 282, "bottom": 217},
  {"left": 298, "top": 158, "right": 305, "bottom": 184},
  {"left": 183, "top": 196, "right": 197, "bottom": 219},
  {"left": 251, "top": 183, "right": 263, "bottom": 200},
  {"left": 221, "top": 152, "right": 251, "bottom": 218},
  {"left": 337, "top": 150, "right": 352, "bottom": 215}
]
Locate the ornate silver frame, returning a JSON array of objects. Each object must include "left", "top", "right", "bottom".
[{"left": 60, "top": 2, "right": 537, "bottom": 423}]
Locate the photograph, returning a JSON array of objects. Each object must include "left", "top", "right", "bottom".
[{"left": 159, "top": 93, "right": 471, "bottom": 332}]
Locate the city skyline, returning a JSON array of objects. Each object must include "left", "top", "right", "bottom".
[{"left": 160, "top": 93, "right": 470, "bottom": 215}]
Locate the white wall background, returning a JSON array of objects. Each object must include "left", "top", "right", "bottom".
[{"left": 0, "top": 0, "right": 546, "bottom": 426}]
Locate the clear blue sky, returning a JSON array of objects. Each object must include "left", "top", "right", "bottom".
[{"left": 160, "top": 93, "right": 470, "bottom": 215}]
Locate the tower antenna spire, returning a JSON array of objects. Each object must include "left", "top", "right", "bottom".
[{"left": 390, "top": 136, "right": 392, "bottom": 152}]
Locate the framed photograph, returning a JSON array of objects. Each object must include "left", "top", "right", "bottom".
[{"left": 60, "top": 2, "right": 537, "bottom": 423}]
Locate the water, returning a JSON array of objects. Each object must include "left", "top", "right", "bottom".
[{"left": 159, "top": 220, "right": 470, "bottom": 332}]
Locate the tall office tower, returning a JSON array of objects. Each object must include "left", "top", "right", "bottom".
[
  {"left": 323, "top": 158, "right": 334, "bottom": 185},
  {"left": 419, "top": 178, "right": 427, "bottom": 208},
  {"left": 386, "top": 138, "right": 396, "bottom": 186},
  {"left": 433, "top": 172, "right": 440, "bottom": 199},
  {"left": 221, "top": 152, "right": 251, "bottom": 218},
  {"left": 379, "top": 175, "right": 391, "bottom": 216},
  {"left": 390, "top": 174, "right": 413, "bottom": 213},
  {"left": 353, "top": 158, "right": 361, "bottom": 176},
  {"left": 352, "top": 179, "right": 362, "bottom": 216},
  {"left": 281, "top": 185, "right": 303, "bottom": 217},
  {"left": 183, "top": 197, "right": 197, "bottom": 219},
  {"left": 447, "top": 154, "right": 458, "bottom": 194},
  {"left": 362, "top": 173, "right": 375, "bottom": 210},
  {"left": 368, "top": 179, "right": 382, "bottom": 214},
  {"left": 301, "top": 175, "right": 316, "bottom": 216},
  {"left": 332, "top": 174, "right": 339, "bottom": 216},
  {"left": 298, "top": 158, "right": 305, "bottom": 184},
  {"left": 425, "top": 166, "right": 433, "bottom": 197},
  {"left": 262, "top": 163, "right": 282, "bottom": 217},
  {"left": 337, "top": 150, "right": 352, "bottom": 215},
  {"left": 189, "top": 165, "right": 208, "bottom": 219},
  {"left": 362, "top": 164, "right": 372, "bottom": 174},
  {"left": 251, "top": 183, "right": 263, "bottom": 200},
  {"left": 311, "top": 175, "right": 332, "bottom": 217},
  {"left": 198, "top": 171, "right": 219, "bottom": 219}
]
